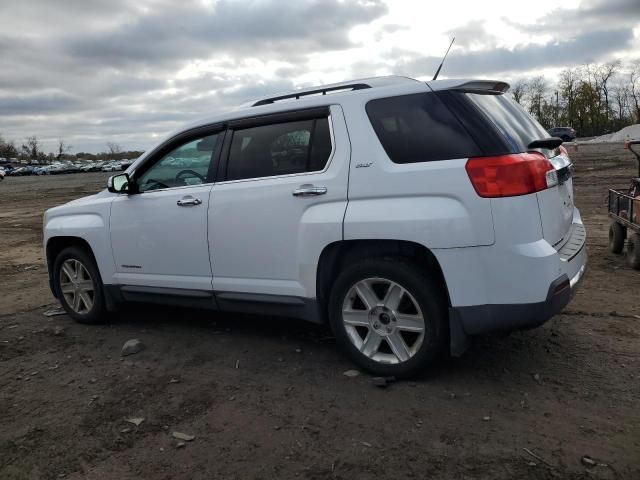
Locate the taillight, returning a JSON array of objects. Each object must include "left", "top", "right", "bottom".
[{"left": 465, "top": 152, "right": 557, "bottom": 198}]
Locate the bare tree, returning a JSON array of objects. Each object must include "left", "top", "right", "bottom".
[
  {"left": 527, "top": 76, "right": 548, "bottom": 123},
  {"left": 23, "top": 136, "right": 41, "bottom": 162},
  {"left": 596, "top": 60, "right": 620, "bottom": 125},
  {"left": 6, "top": 140, "right": 17, "bottom": 159},
  {"left": 57, "top": 138, "right": 72, "bottom": 161},
  {"left": 612, "top": 84, "right": 630, "bottom": 123},
  {"left": 583, "top": 63, "right": 603, "bottom": 133},
  {"left": 511, "top": 79, "right": 528, "bottom": 104},
  {"left": 0, "top": 133, "right": 17, "bottom": 159},
  {"left": 558, "top": 68, "right": 579, "bottom": 126},
  {"left": 629, "top": 61, "right": 640, "bottom": 123},
  {"left": 106, "top": 141, "right": 122, "bottom": 159}
]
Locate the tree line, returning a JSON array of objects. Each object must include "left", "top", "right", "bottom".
[
  {"left": 510, "top": 59, "right": 640, "bottom": 137},
  {"left": 0, "top": 135, "right": 142, "bottom": 163}
]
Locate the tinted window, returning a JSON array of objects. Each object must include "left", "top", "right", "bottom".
[
  {"left": 466, "top": 93, "right": 549, "bottom": 153},
  {"left": 137, "top": 133, "right": 220, "bottom": 192},
  {"left": 366, "top": 92, "right": 480, "bottom": 163},
  {"left": 227, "top": 117, "right": 331, "bottom": 181}
]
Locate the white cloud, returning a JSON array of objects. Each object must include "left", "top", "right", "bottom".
[{"left": 0, "top": 0, "right": 637, "bottom": 152}]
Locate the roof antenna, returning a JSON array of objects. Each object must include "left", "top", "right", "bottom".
[{"left": 432, "top": 37, "right": 455, "bottom": 81}]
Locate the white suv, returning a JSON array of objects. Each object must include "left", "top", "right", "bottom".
[{"left": 44, "top": 76, "right": 586, "bottom": 377}]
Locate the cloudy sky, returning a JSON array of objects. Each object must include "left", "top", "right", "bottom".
[{"left": 1, "top": 0, "right": 639, "bottom": 153}]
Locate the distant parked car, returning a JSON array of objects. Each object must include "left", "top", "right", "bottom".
[
  {"left": 0, "top": 167, "right": 5, "bottom": 181},
  {"left": 548, "top": 127, "right": 576, "bottom": 142},
  {"left": 10, "top": 167, "right": 27, "bottom": 176},
  {"left": 66, "top": 163, "right": 82, "bottom": 174},
  {"left": 120, "top": 159, "right": 135, "bottom": 170},
  {"left": 49, "top": 164, "right": 70, "bottom": 175},
  {"left": 102, "top": 162, "right": 120, "bottom": 172},
  {"left": 80, "top": 162, "right": 99, "bottom": 172}
]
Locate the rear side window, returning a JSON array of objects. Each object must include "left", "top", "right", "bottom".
[
  {"left": 226, "top": 117, "right": 332, "bottom": 181},
  {"left": 366, "top": 92, "right": 480, "bottom": 164},
  {"left": 465, "top": 93, "right": 549, "bottom": 153}
]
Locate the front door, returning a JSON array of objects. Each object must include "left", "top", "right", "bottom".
[{"left": 110, "top": 130, "right": 223, "bottom": 291}]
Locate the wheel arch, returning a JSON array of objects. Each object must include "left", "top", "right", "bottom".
[
  {"left": 46, "top": 236, "right": 100, "bottom": 298},
  {"left": 316, "top": 239, "right": 451, "bottom": 317}
]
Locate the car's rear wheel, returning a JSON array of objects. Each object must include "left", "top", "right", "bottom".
[
  {"left": 627, "top": 233, "right": 640, "bottom": 270},
  {"left": 329, "top": 258, "right": 446, "bottom": 378},
  {"left": 53, "top": 246, "right": 107, "bottom": 324},
  {"left": 609, "top": 221, "right": 626, "bottom": 254}
]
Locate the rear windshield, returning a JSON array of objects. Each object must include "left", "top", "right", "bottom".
[
  {"left": 465, "top": 93, "right": 549, "bottom": 153},
  {"left": 366, "top": 92, "right": 480, "bottom": 164}
]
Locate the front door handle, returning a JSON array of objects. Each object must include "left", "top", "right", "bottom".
[
  {"left": 292, "top": 185, "right": 327, "bottom": 197},
  {"left": 177, "top": 196, "right": 202, "bottom": 207}
]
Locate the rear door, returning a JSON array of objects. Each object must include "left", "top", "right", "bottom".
[{"left": 208, "top": 106, "right": 350, "bottom": 299}]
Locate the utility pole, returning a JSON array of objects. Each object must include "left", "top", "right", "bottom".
[{"left": 555, "top": 90, "right": 559, "bottom": 125}]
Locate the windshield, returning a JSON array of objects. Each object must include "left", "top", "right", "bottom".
[{"left": 466, "top": 93, "right": 550, "bottom": 154}]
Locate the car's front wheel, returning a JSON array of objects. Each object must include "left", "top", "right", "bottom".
[
  {"left": 53, "top": 246, "right": 107, "bottom": 324},
  {"left": 329, "top": 258, "right": 447, "bottom": 378}
]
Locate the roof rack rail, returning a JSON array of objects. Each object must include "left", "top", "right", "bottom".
[{"left": 252, "top": 83, "right": 371, "bottom": 107}]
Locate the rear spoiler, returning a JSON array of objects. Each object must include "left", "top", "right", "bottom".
[{"left": 452, "top": 81, "right": 510, "bottom": 94}]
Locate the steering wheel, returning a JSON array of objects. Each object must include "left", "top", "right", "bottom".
[
  {"left": 141, "top": 178, "right": 169, "bottom": 191},
  {"left": 176, "top": 169, "right": 206, "bottom": 184}
]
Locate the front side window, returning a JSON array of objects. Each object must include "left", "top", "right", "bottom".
[
  {"left": 137, "top": 133, "right": 221, "bottom": 192},
  {"left": 226, "top": 117, "right": 332, "bottom": 181}
]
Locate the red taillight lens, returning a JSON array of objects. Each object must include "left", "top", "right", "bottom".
[{"left": 465, "top": 152, "right": 556, "bottom": 198}]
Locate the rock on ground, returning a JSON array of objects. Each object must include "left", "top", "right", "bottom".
[{"left": 121, "top": 339, "right": 145, "bottom": 356}]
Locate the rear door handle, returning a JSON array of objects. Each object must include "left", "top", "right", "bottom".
[
  {"left": 177, "top": 196, "right": 202, "bottom": 207},
  {"left": 292, "top": 185, "right": 327, "bottom": 197}
]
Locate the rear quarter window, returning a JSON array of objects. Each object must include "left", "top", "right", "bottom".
[
  {"left": 465, "top": 93, "right": 550, "bottom": 153},
  {"left": 366, "top": 92, "right": 480, "bottom": 164}
]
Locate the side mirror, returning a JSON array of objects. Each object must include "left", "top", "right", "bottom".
[{"left": 107, "top": 173, "right": 130, "bottom": 193}]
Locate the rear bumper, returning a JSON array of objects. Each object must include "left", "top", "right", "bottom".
[
  {"left": 450, "top": 260, "right": 585, "bottom": 336},
  {"left": 439, "top": 203, "right": 587, "bottom": 341}
]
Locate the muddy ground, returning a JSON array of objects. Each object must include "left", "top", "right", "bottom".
[{"left": 0, "top": 143, "right": 639, "bottom": 479}]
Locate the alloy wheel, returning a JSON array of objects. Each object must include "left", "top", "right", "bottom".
[
  {"left": 59, "top": 259, "right": 95, "bottom": 314},
  {"left": 341, "top": 277, "right": 426, "bottom": 364}
]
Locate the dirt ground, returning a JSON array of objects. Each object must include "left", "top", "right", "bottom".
[{"left": 1, "top": 144, "right": 639, "bottom": 479}]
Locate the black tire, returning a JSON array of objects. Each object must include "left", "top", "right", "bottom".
[
  {"left": 53, "top": 246, "right": 107, "bottom": 324},
  {"left": 561, "top": 135, "right": 572, "bottom": 142},
  {"left": 328, "top": 257, "right": 447, "bottom": 378},
  {"left": 627, "top": 233, "right": 640, "bottom": 270},
  {"left": 609, "top": 222, "right": 626, "bottom": 254}
]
